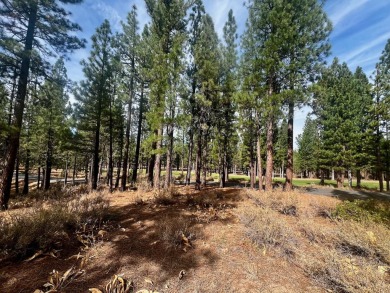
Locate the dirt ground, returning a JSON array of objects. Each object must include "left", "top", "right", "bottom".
[{"left": 0, "top": 186, "right": 386, "bottom": 292}]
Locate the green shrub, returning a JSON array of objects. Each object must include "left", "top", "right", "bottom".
[{"left": 333, "top": 199, "right": 390, "bottom": 225}]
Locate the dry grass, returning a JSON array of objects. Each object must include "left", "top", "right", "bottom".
[
  {"left": 2, "top": 185, "right": 390, "bottom": 293},
  {"left": 0, "top": 191, "right": 110, "bottom": 261},
  {"left": 238, "top": 205, "right": 297, "bottom": 257}
]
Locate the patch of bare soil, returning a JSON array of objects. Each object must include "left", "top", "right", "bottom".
[{"left": 1, "top": 186, "right": 389, "bottom": 292}]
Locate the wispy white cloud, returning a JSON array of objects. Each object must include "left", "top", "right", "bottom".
[
  {"left": 340, "top": 32, "right": 390, "bottom": 64},
  {"left": 91, "top": 0, "right": 123, "bottom": 31},
  {"left": 327, "top": 0, "right": 369, "bottom": 28}
]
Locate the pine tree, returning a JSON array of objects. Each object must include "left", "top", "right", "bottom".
[
  {"left": 76, "top": 20, "right": 113, "bottom": 190},
  {"left": 217, "top": 9, "right": 238, "bottom": 188},
  {"left": 118, "top": 5, "right": 140, "bottom": 191},
  {"left": 0, "top": 0, "right": 85, "bottom": 209},
  {"left": 145, "top": 0, "right": 190, "bottom": 189},
  {"left": 315, "top": 59, "right": 363, "bottom": 188},
  {"left": 373, "top": 39, "right": 390, "bottom": 191},
  {"left": 296, "top": 117, "right": 320, "bottom": 177}
]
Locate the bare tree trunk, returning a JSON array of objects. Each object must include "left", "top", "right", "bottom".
[
  {"left": 195, "top": 131, "right": 202, "bottom": 190},
  {"left": 201, "top": 136, "right": 209, "bottom": 188},
  {"left": 186, "top": 131, "right": 194, "bottom": 186},
  {"left": 23, "top": 149, "right": 30, "bottom": 195},
  {"left": 285, "top": 101, "right": 294, "bottom": 191},
  {"left": 219, "top": 151, "right": 225, "bottom": 188},
  {"left": 257, "top": 134, "right": 262, "bottom": 190},
  {"left": 165, "top": 105, "right": 175, "bottom": 188},
  {"left": 37, "top": 167, "right": 40, "bottom": 190},
  {"left": 250, "top": 158, "right": 255, "bottom": 189},
  {"left": 64, "top": 158, "right": 68, "bottom": 186},
  {"left": 121, "top": 94, "right": 132, "bottom": 191},
  {"left": 108, "top": 98, "right": 113, "bottom": 193},
  {"left": 44, "top": 128, "right": 53, "bottom": 190},
  {"left": 0, "top": 3, "right": 38, "bottom": 209},
  {"left": 356, "top": 170, "right": 361, "bottom": 189},
  {"left": 132, "top": 82, "right": 144, "bottom": 184},
  {"left": 265, "top": 117, "right": 274, "bottom": 191},
  {"left": 336, "top": 170, "right": 343, "bottom": 188},
  {"left": 92, "top": 117, "right": 101, "bottom": 190},
  {"left": 15, "top": 154, "right": 20, "bottom": 194},
  {"left": 153, "top": 126, "right": 163, "bottom": 189},
  {"left": 72, "top": 156, "right": 77, "bottom": 185}
]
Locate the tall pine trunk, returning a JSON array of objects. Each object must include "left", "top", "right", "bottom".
[
  {"left": 44, "top": 128, "right": 53, "bottom": 190},
  {"left": 257, "top": 132, "right": 263, "bottom": 190},
  {"left": 72, "top": 156, "right": 77, "bottom": 185},
  {"left": 132, "top": 82, "right": 144, "bottom": 183},
  {"left": 265, "top": 117, "right": 274, "bottom": 191},
  {"left": 195, "top": 130, "right": 202, "bottom": 190},
  {"left": 153, "top": 126, "right": 163, "bottom": 189},
  {"left": 0, "top": 3, "right": 37, "bottom": 209},
  {"left": 91, "top": 116, "right": 101, "bottom": 190},
  {"left": 23, "top": 149, "right": 30, "bottom": 195},
  {"left": 122, "top": 87, "right": 133, "bottom": 191},
  {"left": 285, "top": 100, "right": 294, "bottom": 191},
  {"left": 165, "top": 119, "right": 174, "bottom": 188},
  {"left": 15, "top": 153, "right": 20, "bottom": 194},
  {"left": 185, "top": 131, "right": 194, "bottom": 186},
  {"left": 108, "top": 96, "right": 113, "bottom": 192}
]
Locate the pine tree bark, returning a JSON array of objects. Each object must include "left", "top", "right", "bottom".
[
  {"left": 108, "top": 97, "right": 113, "bottom": 192},
  {"left": 165, "top": 111, "right": 174, "bottom": 188},
  {"left": 72, "top": 155, "right": 77, "bottom": 185},
  {"left": 153, "top": 126, "right": 163, "bottom": 189},
  {"left": 64, "top": 158, "right": 68, "bottom": 186},
  {"left": 15, "top": 154, "right": 20, "bottom": 194},
  {"left": 23, "top": 149, "right": 30, "bottom": 195},
  {"left": 91, "top": 116, "right": 101, "bottom": 190},
  {"left": 285, "top": 100, "right": 294, "bottom": 191},
  {"left": 257, "top": 133, "right": 263, "bottom": 190},
  {"left": 185, "top": 131, "right": 194, "bottom": 186},
  {"left": 195, "top": 130, "right": 202, "bottom": 190},
  {"left": 0, "top": 3, "right": 38, "bottom": 209},
  {"left": 121, "top": 90, "right": 133, "bottom": 191},
  {"left": 44, "top": 128, "right": 53, "bottom": 190},
  {"left": 132, "top": 82, "right": 144, "bottom": 183},
  {"left": 265, "top": 117, "right": 274, "bottom": 191},
  {"left": 356, "top": 170, "right": 361, "bottom": 189}
]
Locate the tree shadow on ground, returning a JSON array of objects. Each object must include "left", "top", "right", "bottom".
[{"left": 1, "top": 187, "right": 243, "bottom": 292}]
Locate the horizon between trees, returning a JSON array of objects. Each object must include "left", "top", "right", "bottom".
[{"left": 1, "top": 0, "right": 389, "bottom": 210}]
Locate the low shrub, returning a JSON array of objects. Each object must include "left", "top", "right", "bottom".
[
  {"left": 300, "top": 247, "right": 390, "bottom": 293},
  {"left": 239, "top": 206, "right": 297, "bottom": 257},
  {"left": 333, "top": 199, "right": 390, "bottom": 226},
  {"left": 157, "top": 215, "right": 198, "bottom": 250},
  {"left": 0, "top": 193, "right": 110, "bottom": 260}
]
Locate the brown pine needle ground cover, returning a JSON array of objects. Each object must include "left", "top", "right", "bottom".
[{"left": 1, "top": 185, "right": 389, "bottom": 292}]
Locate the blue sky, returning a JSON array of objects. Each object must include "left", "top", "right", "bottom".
[{"left": 64, "top": 0, "right": 390, "bottom": 141}]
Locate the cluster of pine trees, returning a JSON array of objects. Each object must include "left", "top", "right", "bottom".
[{"left": 0, "top": 0, "right": 389, "bottom": 210}]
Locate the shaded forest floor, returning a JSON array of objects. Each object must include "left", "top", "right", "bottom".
[{"left": 1, "top": 185, "right": 390, "bottom": 292}]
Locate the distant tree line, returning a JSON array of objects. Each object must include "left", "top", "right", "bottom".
[{"left": 0, "top": 0, "right": 389, "bottom": 210}]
